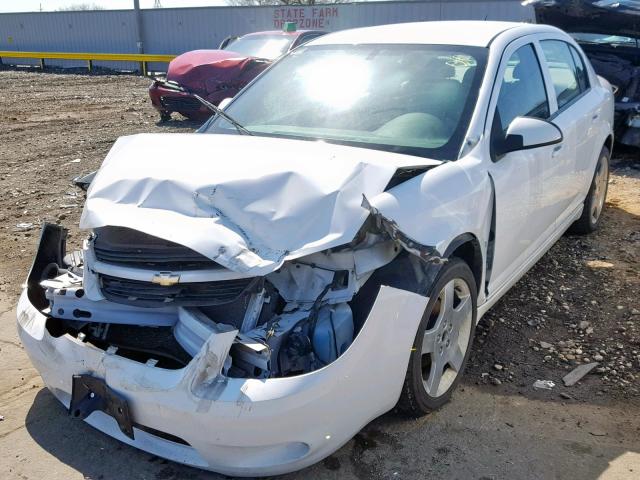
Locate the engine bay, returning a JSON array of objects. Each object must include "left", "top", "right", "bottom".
[{"left": 38, "top": 222, "right": 402, "bottom": 378}]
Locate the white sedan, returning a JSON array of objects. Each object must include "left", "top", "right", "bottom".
[{"left": 17, "top": 21, "right": 613, "bottom": 476}]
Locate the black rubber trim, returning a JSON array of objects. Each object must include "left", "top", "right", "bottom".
[{"left": 26, "top": 223, "right": 68, "bottom": 310}]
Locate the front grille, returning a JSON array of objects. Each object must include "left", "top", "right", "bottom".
[
  {"left": 100, "top": 274, "right": 259, "bottom": 308},
  {"left": 94, "top": 226, "right": 219, "bottom": 271},
  {"left": 160, "top": 95, "right": 202, "bottom": 112}
]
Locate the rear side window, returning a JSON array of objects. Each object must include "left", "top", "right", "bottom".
[
  {"left": 494, "top": 43, "right": 550, "bottom": 134},
  {"left": 569, "top": 45, "right": 590, "bottom": 91},
  {"left": 540, "top": 40, "right": 587, "bottom": 109}
]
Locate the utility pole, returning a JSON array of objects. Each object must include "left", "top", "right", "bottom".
[
  {"left": 133, "top": 0, "right": 146, "bottom": 74},
  {"left": 133, "top": 0, "right": 144, "bottom": 54}
]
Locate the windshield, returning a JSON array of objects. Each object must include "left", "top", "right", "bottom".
[
  {"left": 571, "top": 32, "right": 640, "bottom": 47},
  {"left": 203, "top": 44, "right": 487, "bottom": 161},
  {"left": 224, "top": 34, "right": 294, "bottom": 60}
]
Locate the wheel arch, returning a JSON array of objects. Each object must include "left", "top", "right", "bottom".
[
  {"left": 442, "top": 233, "right": 483, "bottom": 296},
  {"left": 604, "top": 134, "right": 613, "bottom": 156}
]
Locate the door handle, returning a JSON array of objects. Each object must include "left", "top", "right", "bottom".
[
  {"left": 592, "top": 113, "right": 599, "bottom": 120},
  {"left": 552, "top": 144, "right": 563, "bottom": 157}
]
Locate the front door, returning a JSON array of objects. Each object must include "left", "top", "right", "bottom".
[{"left": 485, "top": 41, "right": 556, "bottom": 295}]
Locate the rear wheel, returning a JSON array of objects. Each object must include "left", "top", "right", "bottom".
[
  {"left": 568, "top": 146, "right": 610, "bottom": 234},
  {"left": 397, "top": 258, "right": 477, "bottom": 415}
]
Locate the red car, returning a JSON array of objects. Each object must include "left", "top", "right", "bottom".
[{"left": 149, "top": 27, "right": 326, "bottom": 121}]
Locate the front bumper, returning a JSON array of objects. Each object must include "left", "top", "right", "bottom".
[
  {"left": 17, "top": 284, "right": 427, "bottom": 476},
  {"left": 148, "top": 81, "right": 210, "bottom": 119}
]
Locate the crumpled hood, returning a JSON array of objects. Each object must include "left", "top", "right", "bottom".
[
  {"left": 167, "top": 49, "right": 269, "bottom": 95},
  {"left": 80, "top": 133, "right": 440, "bottom": 275},
  {"left": 531, "top": 0, "right": 640, "bottom": 39}
]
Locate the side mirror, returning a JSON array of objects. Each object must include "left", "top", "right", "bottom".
[
  {"left": 218, "top": 97, "right": 233, "bottom": 110},
  {"left": 219, "top": 36, "right": 239, "bottom": 50},
  {"left": 494, "top": 117, "right": 563, "bottom": 157}
]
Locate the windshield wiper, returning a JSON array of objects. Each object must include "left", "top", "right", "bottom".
[
  {"left": 161, "top": 80, "right": 253, "bottom": 136},
  {"left": 191, "top": 94, "right": 253, "bottom": 136}
]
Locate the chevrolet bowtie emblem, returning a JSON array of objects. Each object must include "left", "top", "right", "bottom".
[{"left": 151, "top": 273, "right": 181, "bottom": 286}]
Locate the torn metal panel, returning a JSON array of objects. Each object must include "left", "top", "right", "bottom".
[
  {"left": 80, "top": 133, "right": 439, "bottom": 276},
  {"left": 368, "top": 158, "right": 493, "bottom": 267},
  {"left": 187, "top": 322, "right": 238, "bottom": 398},
  {"left": 361, "top": 195, "right": 440, "bottom": 262}
]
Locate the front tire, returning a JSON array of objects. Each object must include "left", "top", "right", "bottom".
[
  {"left": 397, "top": 258, "right": 477, "bottom": 416},
  {"left": 568, "top": 146, "right": 610, "bottom": 235}
]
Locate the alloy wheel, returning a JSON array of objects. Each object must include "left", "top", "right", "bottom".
[
  {"left": 420, "top": 277, "right": 473, "bottom": 398},
  {"left": 590, "top": 154, "right": 609, "bottom": 224}
]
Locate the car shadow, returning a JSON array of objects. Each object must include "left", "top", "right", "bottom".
[
  {"left": 25, "top": 388, "right": 224, "bottom": 480},
  {"left": 25, "top": 386, "right": 638, "bottom": 480}
]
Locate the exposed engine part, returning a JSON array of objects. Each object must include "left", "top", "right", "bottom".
[
  {"left": 312, "top": 303, "right": 354, "bottom": 365},
  {"left": 230, "top": 333, "right": 272, "bottom": 378},
  {"left": 278, "top": 330, "right": 314, "bottom": 376},
  {"left": 240, "top": 288, "right": 268, "bottom": 332},
  {"left": 34, "top": 215, "right": 424, "bottom": 380}
]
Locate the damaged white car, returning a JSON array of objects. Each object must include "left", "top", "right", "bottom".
[{"left": 17, "top": 21, "right": 614, "bottom": 476}]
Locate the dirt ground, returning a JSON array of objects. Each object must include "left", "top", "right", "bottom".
[{"left": 0, "top": 68, "right": 639, "bottom": 479}]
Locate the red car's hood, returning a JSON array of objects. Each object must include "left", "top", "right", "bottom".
[{"left": 166, "top": 49, "right": 270, "bottom": 95}]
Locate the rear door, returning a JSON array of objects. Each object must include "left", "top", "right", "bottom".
[
  {"left": 539, "top": 39, "right": 601, "bottom": 208},
  {"left": 540, "top": 39, "right": 599, "bottom": 219}
]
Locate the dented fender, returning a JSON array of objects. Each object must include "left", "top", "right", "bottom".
[{"left": 368, "top": 156, "right": 493, "bottom": 299}]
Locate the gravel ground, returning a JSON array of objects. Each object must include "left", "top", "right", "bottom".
[
  {"left": 466, "top": 153, "right": 640, "bottom": 403},
  {"left": 0, "top": 68, "right": 639, "bottom": 479}
]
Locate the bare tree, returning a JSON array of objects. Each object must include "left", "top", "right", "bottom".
[
  {"left": 226, "top": 0, "right": 346, "bottom": 5},
  {"left": 57, "top": 3, "right": 105, "bottom": 10}
]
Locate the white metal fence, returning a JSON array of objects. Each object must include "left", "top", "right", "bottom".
[{"left": 0, "top": 1, "right": 534, "bottom": 71}]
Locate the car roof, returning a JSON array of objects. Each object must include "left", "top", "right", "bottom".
[
  {"left": 242, "top": 30, "right": 324, "bottom": 38},
  {"left": 310, "top": 21, "right": 553, "bottom": 48}
]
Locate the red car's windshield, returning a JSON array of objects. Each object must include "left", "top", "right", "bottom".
[{"left": 225, "top": 35, "right": 295, "bottom": 60}]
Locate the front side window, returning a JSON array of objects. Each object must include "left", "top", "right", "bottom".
[
  {"left": 540, "top": 40, "right": 584, "bottom": 109},
  {"left": 203, "top": 44, "right": 488, "bottom": 161},
  {"left": 493, "top": 43, "right": 550, "bottom": 134}
]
